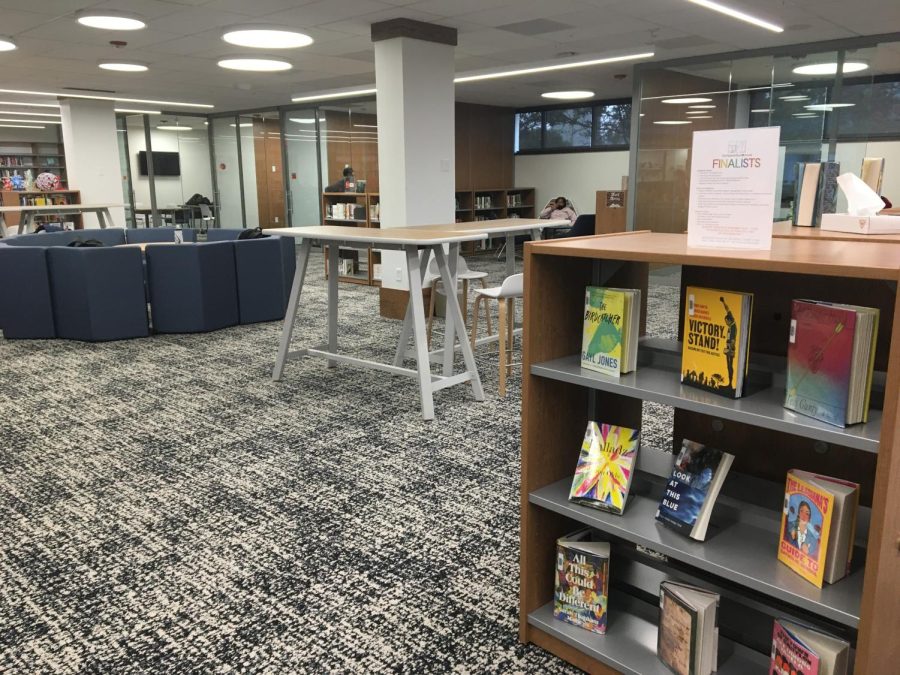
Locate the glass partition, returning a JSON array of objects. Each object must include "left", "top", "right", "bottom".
[
  {"left": 115, "top": 115, "right": 136, "bottom": 228},
  {"left": 211, "top": 116, "right": 243, "bottom": 228},
  {"left": 237, "top": 111, "right": 284, "bottom": 229},
  {"left": 283, "top": 108, "right": 322, "bottom": 226}
]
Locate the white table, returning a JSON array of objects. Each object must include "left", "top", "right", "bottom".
[
  {"left": 268, "top": 225, "right": 488, "bottom": 421},
  {"left": 0, "top": 202, "right": 123, "bottom": 236}
]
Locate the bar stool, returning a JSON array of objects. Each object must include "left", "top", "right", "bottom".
[
  {"left": 426, "top": 254, "right": 490, "bottom": 346},
  {"left": 470, "top": 273, "right": 523, "bottom": 397}
]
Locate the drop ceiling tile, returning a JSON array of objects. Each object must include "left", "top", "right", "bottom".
[{"left": 264, "top": 0, "right": 396, "bottom": 27}]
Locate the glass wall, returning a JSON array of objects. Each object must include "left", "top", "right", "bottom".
[
  {"left": 283, "top": 108, "right": 322, "bottom": 226},
  {"left": 115, "top": 115, "right": 136, "bottom": 228},
  {"left": 211, "top": 116, "right": 244, "bottom": 228}
]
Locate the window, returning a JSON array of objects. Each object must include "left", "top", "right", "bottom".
[{"left": 514, "top": 100, "right": 631, "bottom": 153}]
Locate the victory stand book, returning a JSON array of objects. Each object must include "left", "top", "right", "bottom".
[
  {"left": 785, "top": 300, "right": 879, "bottom": 427},
  {"left": 581, "top": 286, "right": 641, "bottom": 377},
  {"left": 569, "top": 422, "right": 640, "bottom": 515},
  {"left": 658, "top": 581, "right": 720, "bottom": 675},
  {"left": 656, "top": 440, "right": 734, "bottom": 542},
  {"left": 681, "top": 287, "right": 753, "bottom": 398},
  {"left": 553, "top": 529, "right": 610, "bottom": 634},
  {"left": 770, "top": 619, "right": 850, "bottom": 675}
]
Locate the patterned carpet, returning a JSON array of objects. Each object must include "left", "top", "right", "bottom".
[{"left": 0, "top": 248, "right": 678, "bottom": 674}]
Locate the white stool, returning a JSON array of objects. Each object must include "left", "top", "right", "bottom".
[
  {"left": 470, "top": 273, "right": 523, "bottom": 397},
  {"left": 426, "top": 254, "right": 490, "bottom": 346}
]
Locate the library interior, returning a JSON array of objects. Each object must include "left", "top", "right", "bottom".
[{"left": 2, "top": 2, "right": 900, "bottom": 674}]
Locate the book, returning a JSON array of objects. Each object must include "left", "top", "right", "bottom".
[
  {"left": 680, "top": 287, "right": 753, "bottom": 398},
  {"left": 553, "top": 529, "right": 610, "bottom": 634},
  {"left": 793, "top": 162, "right": 822, "bottom": 227},
  {"left": 785, "top": 300, "right": 879, "bottom": 427},
  {"left": 860, "top": 156, "right": 885, "bottom": 194},
  {"left": 569, "top": 421, "right": 640, "bottom": 515},
  {"left": 778, "top": 469, "right": 858, "bottom": 587},
  {"left": 770, "top": 619, "right": 850, "bottom": 675},
  {"left": 581, "top": 286, "right": 641, "bottom": 377},
  {"left": 658, "top": 581, "right": 719, "bottom": 675},
  {"left": 656, "top": 439, "right": 734, "bottom": 541}
]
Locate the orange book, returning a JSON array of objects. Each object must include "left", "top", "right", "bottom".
[{"left": 777, "top": 470, "right": 834, "bottom": 588}]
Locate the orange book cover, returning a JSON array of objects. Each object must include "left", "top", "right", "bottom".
[{"left": 777, "top": 471, "right": 834, "bottom": 588}]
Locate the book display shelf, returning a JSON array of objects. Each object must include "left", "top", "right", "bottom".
[
  {"left": 0, "top": 190, "right": 82, "bottom": 230},
  {"left": 321, "top": 191, "right": 380, "bottom": 286},
  {"left": 520, "top": 231, "right": 900, "bottom": 674}
]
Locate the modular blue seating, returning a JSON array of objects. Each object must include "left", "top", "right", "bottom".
[
  {"left": 125, "top": 227, "right": 197, "bottom": 244},
  {"left": 46, "top": 246, "right": 149, "bottom": 342},
  {"left": 233, "top": 237, "right": 296, "bottom": 324},
  {"left": 145, "top": 242, "right": 238, "bottom": 333},
  {"left": 0, "top": 245, "right": 56, "bottom": 338}
]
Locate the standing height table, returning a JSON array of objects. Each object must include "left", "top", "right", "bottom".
[{"left": 0, "top": 202, "right": 122, "bottom": 236}]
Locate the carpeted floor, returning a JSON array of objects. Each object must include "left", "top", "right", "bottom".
[{"left": 0, "top": 248, "right": 678, "bottom": 674}]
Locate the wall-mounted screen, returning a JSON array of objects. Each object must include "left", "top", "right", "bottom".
[{"left": 138, "top": 151, "right": 181, "bottom": 176}]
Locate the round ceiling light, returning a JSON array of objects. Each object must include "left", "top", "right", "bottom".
[
  {"left": 76, "top": 11, "right": 146, "bottom": 31},
  {"left": 792, "top": 62, "right": 868, "bottom": 76},
  {"left": 157, "top": 125, "right": 192, "bottom": 130},
  {"left": 222, "top": 27, "right": 313, "bottom": 49},
  {"left": 654, "top": 120, "right": 692, "bottom": 125},
  {"left": 99, "top": 61, "right": 148, "bottom": 72},
  {"left": 217, "top": 57, "right": 292, "bottom": 72},
  {"left": 0, "top": 36, "right": 17, "bottom": 51},
  {"left": 804, "top": 102, "right": 855, "bottom": 111},
  {"left": 541, "top": 90, "right": 595, "bottom": 100},
  {"left": 661, "top": 97, "right": 712, "bottom": 104}
]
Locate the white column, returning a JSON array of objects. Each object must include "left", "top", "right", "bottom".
[
  {"left": 374, "top": 25, "right": 456, "bottom": 290},
  {"left": 59, "top": 98, "right": 126, "bottom": 228}
]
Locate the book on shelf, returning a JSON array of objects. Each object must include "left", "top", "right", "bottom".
[
  {"left": 569, "top": 421, "right": 640, "bottom": 515},
  {"left": 553, "top": 529, "right": 610, "bottom": 634},
  {"left": 793, "top": 162, "right": 822, "bottom": 227},
  {"left": 770, "top": 618, "right": 850, "bottom": 675},
  {"left": 680, "top": 286, "right": 753, "bottom": 398},
  {"left": 860, "top": 156, "right": 884, "bottom": 194},
  {"left": 785, "top": 300, "right": 879, "bottom": 428},
  {"left": 777, "top": 469, "right": 859, "bottom": 587},
  {"left": 658, "top": 581, "right": 719, "bottom": 675},
  {"left": 581, "top": 286, "right": 641, "bottom": 377},
  {"left": 656, "top": 439, "right": 734, "bottom": 542}
]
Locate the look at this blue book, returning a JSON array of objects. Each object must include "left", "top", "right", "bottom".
[{"left": 656, "top": 440, "right": 734, "bottom": 542}]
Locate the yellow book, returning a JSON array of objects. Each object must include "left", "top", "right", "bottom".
[
  {"left": 777, "top": 470, "right": 835, "bottom": 588},
  {"left": 680, "top": 286, "right": 753, "bottom": 398}
]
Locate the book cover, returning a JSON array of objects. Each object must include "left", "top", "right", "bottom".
[
  {"left": 553, "top": 532, "right": 610, "bottom": 634},
  {"left": 681, "top": 287, "right": 751, "bottom": 398},
  {"left": 770, "top": 620, "right": 820, "bottom": 675},
  {"left": 778, "top": 471, "right": 834, "bottom": 588},
  {"left": 658, "top": 586, "right": 696, "bottom": 675},
  {"left": 656, "top": 440, "right": 732, "bottom": 540},
  {"left": 785, "top": 301, "right": 857, "bottom": 427},
  {"left": 582, "top": 287, "right": 625, "bottom": 377},
  {"left": 569, "top": 422, "right": 640, "bottom": 515}
]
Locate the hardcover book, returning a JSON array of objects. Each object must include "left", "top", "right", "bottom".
[
  {"left": 553, "top": 529, "right": 610, "bottom": 634},
  {"left": 681, "top": 287, "right": 753, "bottom": 398},
  {"left": 569, "top": 422, "right": 640, "bottom": 515},
  {"left": 656, "top": 439, "right": 734, "bottom": 542},
  {"left": 658, "top": 581, "right": 719, "bottom": 675},
  {"left": 581, "top": 287, "right": 641, "bottom": 377},
  {"left": 770, "top": 619, "right": 850, "bottom": 675},
  {"left": 777, "top": 470, "right": 835, "bottom": 588}
]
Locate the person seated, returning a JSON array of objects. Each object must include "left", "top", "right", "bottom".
[
  {"left": 325, "top": 165, "right": 355, "bottom": 193},
  {"left": 540, "top": 196, "right": 577, "bottom": 225}
]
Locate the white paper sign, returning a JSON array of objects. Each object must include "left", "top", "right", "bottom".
[{"left": 687, "top": 127, "right": 780, "bottom": 250}]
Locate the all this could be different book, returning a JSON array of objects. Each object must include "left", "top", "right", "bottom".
[
  {"left": 553, "top": 529, "right": 610, "bottom": 635},
  {"left": 680, "top": 286, "right": 754, "bottom": 398},
  {"left": 569, "top": 422, "right": 640, "bottom": 515},
  {"left": 581, "top": 286, "right": 641, "bottom": 377}
]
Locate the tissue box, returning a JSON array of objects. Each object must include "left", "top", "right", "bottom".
[{"left": 821, "top": 213, "right": 900, "bottom": 234}]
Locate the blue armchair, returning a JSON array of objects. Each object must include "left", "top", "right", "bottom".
[{"left": 0, "top": 246, "right": 56, "bottom": 338}]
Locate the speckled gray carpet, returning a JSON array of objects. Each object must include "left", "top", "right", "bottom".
[{"left": 0, "top": 249, "right": 678, "bottom": 674}]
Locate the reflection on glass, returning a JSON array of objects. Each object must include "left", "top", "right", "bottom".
[
  {"left": 115, "top": 115, "right": 135, "bottom": 227},
  {"left": 544, "top": 107, "right": 592, "bottom": 148},
  {"left": 516, "top": 111, "right": 542, "bottom": 151},
  {"left": 212, "top": 117, "right": 243, "bottom": 228},
  {"left": 284, "top": 109, "right": 321, "bottom": 226},
  {"left": 238, "top": 112, "right": 284, "bottom": 229}
]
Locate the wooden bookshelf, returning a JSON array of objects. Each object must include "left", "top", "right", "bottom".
[
  {"left": 0, "top": 190, "right": 82, "bottom": 230},
  {"left": 321, "top": 192, "right": 379, "bottom": 285},
  {"left": 520, "top": 231, "right": 900, "bottom": 674}
]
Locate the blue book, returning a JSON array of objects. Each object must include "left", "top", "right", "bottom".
[{"left": 655, "top": 440, "right": 734, "bottom": 542}]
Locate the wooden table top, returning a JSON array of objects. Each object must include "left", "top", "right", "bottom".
[
  {"left": 415, "top": 218, "right": 569, "bottom": 234},
  {"left": 772, "top": 219, "right": 900, "bottom": 243},
  {"left": 266, "top": 225, "right": 487, "bottom": 245}
]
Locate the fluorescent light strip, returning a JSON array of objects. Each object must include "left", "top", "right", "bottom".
[
  {"left": 0, "top": 118, "right": 60, "bottom": 124},
  {"left": 642, "top": 83, "right": 792, "bottom": 101},
  {"left": 114, "top": 108, "right": 161, "bottom": 114},
  {"left": 0, "top": 101, "right": 59, "bottom": 108},
  {"left": 292, "top": 88, "right": 377, "bottom": 103},
  {"left": 454, "top": 52, "right": 654, "bottom": 83},
  {"left": 685, "top": 0, "right": 783, "bottom": 33},
  {"left": 0, "top": 89, "right": 213, "bottom": 109},
  {"left": 0, "top": 110, "right": 62, "bottom": 117},
  {"left": 0, "top": 123, "right": 43, "bottom": 129}
]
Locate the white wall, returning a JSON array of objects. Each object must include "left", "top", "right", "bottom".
[{"left": 514, "top": 151, "right": 630, "bottom": 215}]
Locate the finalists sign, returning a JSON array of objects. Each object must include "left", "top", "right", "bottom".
[{"left": 687, "top": 127, "right": 780, "bottom": 250}]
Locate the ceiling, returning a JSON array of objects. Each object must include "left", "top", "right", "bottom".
[{"left": 0, "top": 0, "right": 899, "bottom": 112}]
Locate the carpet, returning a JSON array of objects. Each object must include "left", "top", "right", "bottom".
[{"left": 0, "top": 248, "right": 678, "bottom": 673}]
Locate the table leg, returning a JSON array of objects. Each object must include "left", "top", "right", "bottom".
[
  {"left": 405, "top": 245, "right": 435, "bottom": 420},
  {"left": 327, "top": 244, "right": 340, "bottom": 368},
  {"left": 505, "top": 232, "right": 515, "bottom": 277},
  {"left": 434, "top": 245, "right": 484, "bottom": 402},
  {"left": 272, "top": 239, "right": 312, "bottom": 380},
  {"left": 99, "top": 209, "right": 112, "bottom": 229},
  {"left": 393, "top": 250, "right": 430, "bottom": 367},
  {"left": 441, "top": 243, "right": 459, "bottom": 376},
  {"left": 20, "top": 212, "right": 34, "bottom": 235}
]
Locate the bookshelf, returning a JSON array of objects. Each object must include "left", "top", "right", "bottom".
[
  {"left": 321, "top": 192, "right": 379, "bottom": 286},
  {"left": 0, "top": 190, "right": 82, "bottom": 231},
  {"left": 520, "top": 231, "right": 900, "bottom": 674},
  {"left": 456, "top": 187, "right": 535, "bottom": 252}
]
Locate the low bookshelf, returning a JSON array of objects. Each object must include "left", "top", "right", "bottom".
[
  {"left": 321, "top": 191, "right": 376, "bottom": 285},
  {"left": 520, "top": 231, "right": 900, "bottom": 674}
]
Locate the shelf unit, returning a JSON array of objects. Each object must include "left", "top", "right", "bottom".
[
  {"left": 455, "top": 187, "right": 535, "bottom": 252},
  {"left": 520, "top": 231, "right": 900, "bottom": 674},
  {"left": 0, "top": 190, "right": 82, "bottom": 231},
  {"left": 0, "top": 142, "right": 67, "bottom": 183},
  {"left": 321, "top": 192, "right": 381, "bottom": 286}
]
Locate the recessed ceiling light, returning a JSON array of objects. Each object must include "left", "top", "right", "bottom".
[
  {"left": 654, "top": 120, "right": 692, "bottom": 125},
  {"left": 779, "top": 95, "right": 809, "bottom": 101},
  {"left": 0, "top": 117, "right": 59, "bottom": 124},
  {"left": 0, "top": 36, "right": 16, "bottom": 51},
  {"left": 804, "top": 102, "right": 856, "bottom": 111},
  {"left": 0, "top": 124, "right": 43, "bottom": 129},
  {"left": 662, "top": 97, "right": 713, "bottom": 104},
  {"left": 99, "top": 61, "right": 148, "bottom": 72},
  {"left": 454, "top": 51, "right": 654, "bottom": 83},
  {"left": 0, "top": 110, "right": 61, "bottom": 117},
  {"left": 541, "top": 90, "right": 595, "bottom": 100},
  {"left": 114, "top": 108, "right": 161, "bottom": 114},
  {"left": 218, "top": 57, "right": 292, "bottom": 72},
  {"left": 688, "top": 104, "right": 716, "bottom": 109},
  {"left": 751, "top": 108, "right": 773, "bottom": 113},
  {"left": 685, "top": 0, "right": 784, "bottom": 33},
  {"left": 222, "top": 27, "right": 313, "bottom": 49},
  {"left": 792, "top": 62, "right": 868, "bottom": 76},
  {"left": 76, "top": 10, "right": 146, "bottom": 31},
  {"left": 157, "top": 125, "right": 192, "bottom": 130}
]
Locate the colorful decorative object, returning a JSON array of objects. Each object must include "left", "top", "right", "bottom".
[
  {"left": 24, "top": 169, "right": 34, "bottom": 191},
  {"left": 35, "top": 172, "right": 61, "bottom": 191},
  {"left": 10, "top": 174, "right": 25, "bottom": 190},
  {"left": 1, "top": 175, "right": 11, "bottom": 191}
]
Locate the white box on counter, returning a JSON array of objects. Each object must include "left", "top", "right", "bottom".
[{"left": 821, "top": 213, "right": 900, "bottom": 234}]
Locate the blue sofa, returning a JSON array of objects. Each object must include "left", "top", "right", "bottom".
[{"left": 0, "top": 245, "right": 56, "bottom": 338}]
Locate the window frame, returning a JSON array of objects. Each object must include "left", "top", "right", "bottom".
[{"left": 514, "top": 97, "right": 632, "bottom": 155}]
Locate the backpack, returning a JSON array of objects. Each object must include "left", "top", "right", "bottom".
[{"left": 237, "top": 227, "right": 269, "bottom": 240}]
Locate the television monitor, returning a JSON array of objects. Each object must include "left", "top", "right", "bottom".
[{"left": 138, "top": 151, "right": 181, "bottom": 176}]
